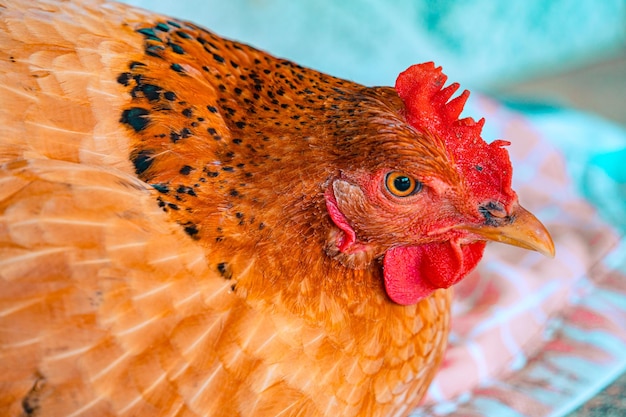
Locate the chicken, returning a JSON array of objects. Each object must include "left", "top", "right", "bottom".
[{"left": 0, "top": 1, "right": 555, "bottom": 416}]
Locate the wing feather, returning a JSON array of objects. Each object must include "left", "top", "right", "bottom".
[{"left": 0, "top": 158, "right": 228, "bottom": 416}]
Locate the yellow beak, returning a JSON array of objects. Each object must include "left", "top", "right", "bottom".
[{"left": 457, "top": 204, "right": 556, "bottom": 258}]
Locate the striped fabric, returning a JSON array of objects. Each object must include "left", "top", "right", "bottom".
[{"left": 413, "top": 96, "right": 626, "bottom": 417}]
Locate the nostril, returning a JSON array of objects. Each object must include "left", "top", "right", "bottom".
[{"left": 479, "top": 202, "right": 508, "bottom": 225}]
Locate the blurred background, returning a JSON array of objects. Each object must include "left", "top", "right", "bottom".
[
  {"left": 121, "top": 1, "right": 626, "bottom": 416},
  {"left": 122, "top": 0, "right": 625, "bottom": 126}
]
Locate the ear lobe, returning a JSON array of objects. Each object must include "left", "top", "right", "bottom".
[
  {"left": 332, "top": 179, "right": 367, "bottom": 212},
  {"left": 324, "top": 182, "right": 378, "bottom": 269},
  {"left": 324, "top": 181, "right": 359, "bottom": 253}
]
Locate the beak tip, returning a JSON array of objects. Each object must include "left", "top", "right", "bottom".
[
  {"left": 522, "top": 209, "right": 555, "bottom": 259},
  {"left": 539, "top": 239, "right": 556, "bottom": 258}
]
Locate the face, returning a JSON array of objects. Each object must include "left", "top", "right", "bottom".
[
  {"left": 320, "top": 73, "right": 554, "bottom": 304},
  {"left": 324, "top": 163, "right": 554, "bottom": 304},
  {"left": 323, "top": 166, "right": 479, "bottom": 266}
]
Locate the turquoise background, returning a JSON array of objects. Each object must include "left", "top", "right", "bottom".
[{"left": 121, "top": 0, "right": 625, "bottom": 89}]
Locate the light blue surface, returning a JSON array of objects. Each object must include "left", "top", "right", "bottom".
[{"left": 513, "top": 105, "right": 626, "bottom": 235}]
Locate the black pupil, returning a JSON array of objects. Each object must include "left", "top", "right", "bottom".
[{"left": 394, "top": 176, "right": 412, "bottom": 192}]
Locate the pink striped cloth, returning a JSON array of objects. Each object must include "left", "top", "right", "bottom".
[{"left": 413, "top": 96, "right": 626, "bottom": 417}]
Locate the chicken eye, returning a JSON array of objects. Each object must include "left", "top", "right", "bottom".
[{"left": 385, "top": 172, "right": 422, "bottom": 197}]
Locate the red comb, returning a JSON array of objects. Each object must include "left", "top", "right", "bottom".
[{"left": 395, "top": 62, "right": 515, "bottom": 207}]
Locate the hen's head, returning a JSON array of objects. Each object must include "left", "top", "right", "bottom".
[{"left": 324, "top": 62, "right": 554, "bottom": 305}]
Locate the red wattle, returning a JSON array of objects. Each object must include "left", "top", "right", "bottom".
[{"left": 383, "top": 241, "right": 486, "bottom": 305}]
